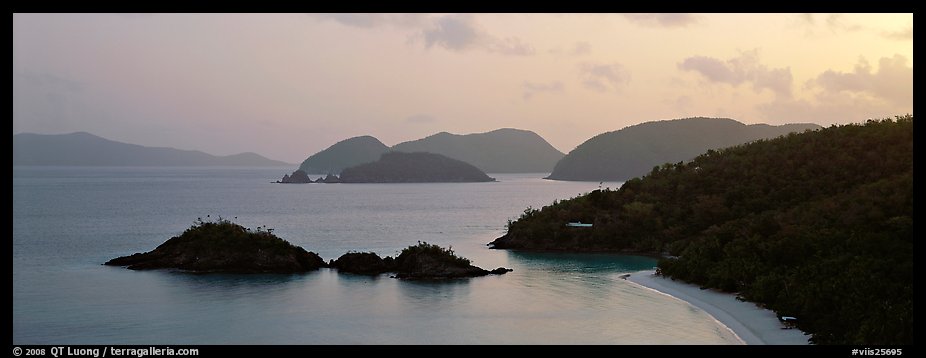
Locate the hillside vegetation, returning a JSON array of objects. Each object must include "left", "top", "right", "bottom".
[{"left": 493, "top": 116, "right": 912, "bottom": 344}]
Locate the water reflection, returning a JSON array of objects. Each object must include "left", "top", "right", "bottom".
[
  {"left": 394, "top": 278, "right": 474, "bottom": 310},
  {"left": 506, "top": 251, "right": 657, "bottom": 273}
]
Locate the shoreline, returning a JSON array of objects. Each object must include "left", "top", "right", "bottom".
[{"left": 626, "top": 270, "right": 810, "bottom": 345}]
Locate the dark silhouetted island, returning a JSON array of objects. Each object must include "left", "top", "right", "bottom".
[
  {"left": 331, "top": 243, "right": 511, "bottom": 279},
  {"left": 339, "top": 152, "right": 495, "bottom": 183},
  {"left": 104, "top": 218, "right": 326, "bottom": 273},
  {"left": 391, "top": 128, "right": 565, "bottom": 173},
  {"left": 295, "top": 128, "right": 565, "bottom": 175},
  {"left": 277, "top": 169, "right": 313, "bottom": 183},
  {"left": 105, "top": 219, "right": 510, "bottom": 280},
  {"left": 545, "top": 117, "right": 821, "bottom": 181},
  {"left": 299, "top": 135, "right": 389, "bottom": 174},
  {"left": 13, "top": 132, "right": 291, "bottom": 167}
]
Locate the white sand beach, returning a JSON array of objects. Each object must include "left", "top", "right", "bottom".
[{"left": 626, "top": 270, "right": 810, "bottom": 345}]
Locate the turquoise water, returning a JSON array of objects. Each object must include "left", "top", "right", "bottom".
[{"left": 13, "top": 167, "right": 739, "bottom": 344}]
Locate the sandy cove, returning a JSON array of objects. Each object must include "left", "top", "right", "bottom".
[{"left": 626, "top": 270, "right": 810, "bottom": 345}]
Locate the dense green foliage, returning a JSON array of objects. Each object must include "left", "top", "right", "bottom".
[
  {"left": 171, "top": 218, "right": 299, "bottom": 254},
  {"left": 392, "top": 128, "right": 565, "bottom": 173},
  {"left": 299, "top": 135, "right": 389, "bottom": 174},
  {"left": 546, "top": 117, "right": 820, "bottom": 181},
  {"left": 495, "top": 116, "right": 912, "bottom": 344},
  {"left": 394, "top": 242, "right": 472, "bottom": 271},
  {"left": 105, "top": 218, "right": 326, "bottom": 272},
  {"left": 339, "top": 152, "right": 495, "bottom": 183}
]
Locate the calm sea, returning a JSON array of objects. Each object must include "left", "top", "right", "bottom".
[{"left": 13, "top": 167, "right": 740, "bottom": 344}]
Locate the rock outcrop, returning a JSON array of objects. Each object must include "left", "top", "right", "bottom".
[
  {"left": 331, "top": 243, "right": 512, "bottom": 279},
  {"left": 277, "top": 169, "right": 313, "bottom": 183}
]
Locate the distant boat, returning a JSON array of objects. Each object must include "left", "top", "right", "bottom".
[{"left": 566, "top": 222, "right": 593, "bottom": 227}]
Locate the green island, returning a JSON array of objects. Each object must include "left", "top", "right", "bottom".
[
  {"left": 104, "top": 218, "right": 327, "bottom": 273},
  {"left": 491, "top": 116, "right": 912, "bottom": 344}
]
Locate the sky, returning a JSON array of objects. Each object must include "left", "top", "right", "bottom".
[{"left": 13, "top": 13, "right": 913, "bottom": 163}]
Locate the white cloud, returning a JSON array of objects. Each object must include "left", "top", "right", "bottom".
[
  {"left": 623, "top": 14, "right": 700, "bottom": 28},
  {"left": 310, "top": 14, "right": 428, "bottom": 28},
  {"left": 812, "top": 55, "right": 912, "bottom": 106},
  {"left": 758, "top": 55, "right": 912, "bottom": 123},
  {"left": 881, "top": 26, "right": 912, "bottom": 40},
  {"left": 578, "top": 62, "right": 630, "bottom": 92},
  {"left": 314, "top": 13, "right": 535, "bottom": 56},
  {"left": 678, "top": 50, "right": 793, "bottom": 98}
]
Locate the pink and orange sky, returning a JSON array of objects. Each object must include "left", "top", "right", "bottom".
[{"left": 13, "top": 13, "right": 913, "bottom": 163}]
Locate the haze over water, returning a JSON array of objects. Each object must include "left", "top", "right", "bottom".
[{"left": 13, "top": 167, "right": 741, "bottom": 344}]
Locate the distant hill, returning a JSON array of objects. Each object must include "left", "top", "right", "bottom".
[
  {"left": 546, "top": 118, "right": 822, "bottom": 181},
  {"left": 339, "top": 152, "right": 495, "bottom": 183},
  {"left": 12, "top": 132, "right": 291, "bottom": 167},
  {"left": 391, "top": 128, "right": 564, "bottom": 173},
  {"left": 298, "top": 135, "right": 389, "bottom": 174}
]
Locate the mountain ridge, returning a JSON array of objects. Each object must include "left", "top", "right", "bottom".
[
  {"left": 391, "top": 128, "right": 564, "bottom": 173},
  {"left": 13, "top": 132, "right": 292, "bottom": 167},
  {"left": 546, "top": 117, "right": 822, "bottom": 181}
]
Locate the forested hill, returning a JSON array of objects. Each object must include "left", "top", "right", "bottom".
[
  {"left": 492, "top": 116, "right": 912, "bottom": 344},
  {"left": 391, "top": 128, "right": 564, "bottom": 173},
  {"left": 298, "top": 135, "right": 389, "bottom": 174},
  {"left": 546, "top": 117, "right": 820, "bottom": 181},
  {"left": 339, "top": 152, "right": 495, "bottom": 183}
]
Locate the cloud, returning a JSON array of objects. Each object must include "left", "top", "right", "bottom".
[
  {"left": 678, "top": 50, "right": 792, "bottom": 98},
  {"left": 824, "top": 14, "right": 862, "bottom": 32},
  {"left": 795, "top": 14, "right": 864, "bottom": 36},
  {"left": 578, "top": 62, "right": 630, "bottom": 92},
  {"left": 812, "top": 55, "right": 912, "bottom": 106},
  {"left": 420, "top": 14, "right": 535, "bottom": 56},
  {"left": 310, "top": 13, "right": 427, "bottom": 28},
  {"left": 522, "top": 81, "right": 564, "bottom": 100},
  {"left": 882, "top": 26, "right": 912, "bottom": 40},
  {"left": 570, "top": 41, "right": 591, "bottom": 55},
  {"left": 757, "top": 55, "right": 912, "bottom": 123},
  {"left": 487, "top": 37, "right": 536, "bottom": 56},
  {"left": 405, "top": 114, "right": 437, "bottom": 123},
  {"left": 422, "top": 14, "right": 481, "bottom": 50},
  {"left": 314, "top": 13, "right": 535, "bottom": 56},
  {"left": 548, "top": 41, "right": 591, "bottom": 56},
  {"left": 623, "top": 13, "right": 699, "bottom": 28}
]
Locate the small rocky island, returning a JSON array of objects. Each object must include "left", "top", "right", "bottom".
[
  {"left": 277, "top": 169, "right": 313, "bottom": 183},
  {"left": 104, "top": 218, "right": 327, "bottom": 273},
  {"left": 331, "top": 242, "right": 512, "bottom": 279},
  {"left": 339, "top": 152, "right": 495, "bottom": 183},
  {"left": 106, "top": 219, "right": 510, "bottom": 279}
]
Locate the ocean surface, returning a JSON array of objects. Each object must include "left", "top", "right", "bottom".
[{"left": 13, "top": 167, "right": 740, "bottom": 344}]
